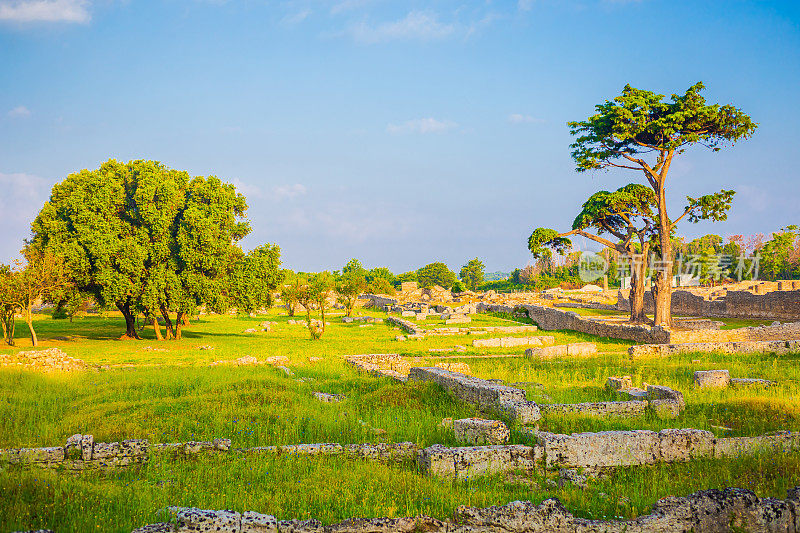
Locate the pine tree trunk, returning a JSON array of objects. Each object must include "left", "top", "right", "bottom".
[
  {"left": 653, "top": 185, "right": 673, "bottom": 327},
  {"left": 628, "top": 243, "right": 650, "bottom": 324}
]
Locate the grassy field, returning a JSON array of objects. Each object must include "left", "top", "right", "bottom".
[{"left": 1, "top": 307, "right": 799, "bottom": 531}]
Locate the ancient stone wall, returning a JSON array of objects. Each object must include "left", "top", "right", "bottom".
[
  {"left": 407, "top": 367, "right": 541, "bottom": 424},
  {"left": 617, "top": 285, "right": 800, "bottom": 320},
  {"left": 478, "top": 302, "right": 671, "bottom": 344},
  {"left": 630, "top": 339, "right": 800, "bottom": 359},
  {"left": 132, "top": 486, "right": 800, "bottom": 533},
  {"left": 419, "top": 429, "right": 800, "bottom": 478}
]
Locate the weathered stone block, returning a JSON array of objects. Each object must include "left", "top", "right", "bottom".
[
  {"left": 493, "top": 400, "right": 542, "bottom": 424},
  {"left": 174, "top": 508, "right": 240, "bottom": 532},
  {"left": 647, "top": 385, "right": 685, "bottom": 408},
  {"left": 540, "top": 401, "right": 647, "bottom": 419},
  {"left": 453, "top": 418, "right": 510, "bottom": 445},
  {"left": 419, "top": 444, "right": 538, "bottom": 479},
  {"left": 92, "top": 442, "right": 121, "bottom": 460},
  {"left": 605, "top": 376, "right": 632, "bottom": 391},
  {"left": 313, "top": 392, "right": 344, "bottom": 403},
  {"left": 18, "top": 447, "right": 65, "bottom": 464},
  {"left": 64, "top": 434, "right": 82, "bottom": 460},
  {"left": 566, "top": 342, "right": 597, "bottom": 356},
  {"left": 648, "top": 399, "right": 682, "bottom": 418},
  {"left": 120, "top": 439, "right": 149, "bottom": 457},
  {"left": 694, "top": 369, "right": 731, "bottom": 388},
  {"left": 241, "top": 511, "right": 278, "bottom": 533},
  {"left": 658, "top": 428, "right": 714, "bottom": 462},
  {"left": 540, "top": 430, "right": 660, "bottom": 469},
  {"left": 276, "top": 519, "right": 323, "bottom": 532},
  {"left": 80, "top": 434, "right": 94, "bottom": 461}
]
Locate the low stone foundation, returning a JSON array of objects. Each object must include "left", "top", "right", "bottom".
[
  {"left": 453, "top": 418, "right": 510, "bottom": 445},
  {"left": 473, "top": 335, "right": 554, "bottom": 349},
  {"left": 407, "top": 367, "right": 541, "bottom": 424},
  {"left": 419, "top": 429, "right": 799, "bottom": 478},
  {"left": 524, "top": 342, "right": 597, "bottom": 359},
  {"left": 539, "top": 401, "right": 648, "bottom": 418},
  {"left": 629, "top": 339, "right": 800, "bottom": 358},
  {"left": 344, "top": 354, "right": 409, "bottom": 381},
  {"left": 132, "top": 486, "right": 800, "bottom": 533}
]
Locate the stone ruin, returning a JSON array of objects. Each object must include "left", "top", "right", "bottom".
[
  {"left": 129, "top": 486, "right": 800, "bottom": 532},
  {"left": 0, "top": 348, "right": 87, "bottom": 372}
]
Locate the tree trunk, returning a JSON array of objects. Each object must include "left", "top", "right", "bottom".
[
  {"left": 152, "top": 315, "right": 164, "bottom": 341},
  {"left": 627, "top": 243, "right": 650, "bottom": 324},
  {"left": 160, "top": 306, "right": 175, "bottom": 340},
  {"left": 321, "top": 305, "right": 327, "bottom": 332},
  {"left": 181, "top": 313, "right": 190, "bottom": 326},
  {"left": 1, "top": 310, "right": 15, "bottom": 346},
  {"left": 117, "top": 301, "right": 140, "bottom": 340},
  {"left": 654, "top": 185, "right": 673, "bottom": 327},
  {"left": 26, "top": 302, "right": 38, "bottom": 347},
  {"left": 175, "top": 311, "right": 185, "bottom": 340}
]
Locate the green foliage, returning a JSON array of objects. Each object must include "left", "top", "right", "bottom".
[
  {"left": 416, "top": 262, "right": 456, "bottom": 289},
  {"left": 759, "top": 226, "right": 800, "bottom": 281},
  {"left": 342, "top": 259, "right": 366, "bottom": 276},
  {"left": 528, "top": 228, "right": 572, "bottom": 259},
  {"left": 29, "top": 159, "right": 250, "bottom": 338},
  {"left": 336, "top": 270, "right": 367, "bottom": 317},
  {"left": 228, "top": 244, "right": 283, "bottom": 314},
  {"left": 0, "top": 264, "right": 17, "bottom": 345},
  {"left": 395, "top": 271, "right": 417, "bottom": 286},
  {"left": 459, "top": 258, "right": 485, "bottom": 290},
  {"left": 366, "top": 267, "right": 395, "bottom": 286},
  {"left": 685, "top": 190, "right": 736, "bottom": 223},
  {"left": 451, "top": 280, "right": 465, "bottom": 293},
  {"left": 569, "top": 82, "right": 757, "bottom": 172}
]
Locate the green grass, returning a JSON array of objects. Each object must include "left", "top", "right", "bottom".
[{"left": 1, "top": 308, "right": 799, "bottom": 531}]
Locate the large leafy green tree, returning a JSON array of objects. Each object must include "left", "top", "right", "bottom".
[
  {"left": 416, "top": 262, "right": 456, "bottom": 289},
  {"left": 336, "top": 261, "right": 367, "bottom": 317},
  {"left": 0, "top": 265, "right": 17, "bottom": 346},
  {"left": 529, "top": 184, "right": 657, "bottom": 323},
  {"left": 228, "top": 244, "right": 283, "bottom": 315},
  {"left": 569, "top": 82, "right": 755, "bottom": 326},
  {"left": 30, "top": 159, "right": 250, "bottom": 339},
  {"left": 459, "top": 258, "right": 485, "bottom": 291}
]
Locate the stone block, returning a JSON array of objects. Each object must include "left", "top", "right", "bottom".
[
  {"left": 276, "top": 519, "right": 323, "bottom": 532},
  {"left": 213, "top": 438, "right": 231, "bottom": 451},
  {"left": 694, "top": 369, "right": 731, "bottom": 388},
  {"left": 80, "top": 434, "right": 94, "bottom": 461},
  {"left": 401, "top": 311, "right": 416, "bottom": 318},
  {"left": 566, "top": 342, "right": 597, "bottom": 356},
  {"left": 648, "top": 399, "right": 682, "bottom": 419},
  {"left": 647, "top": 385, "right": 685, "bottom": 408},
  {"left": 540, "top": 430, "right": 660, "bottom": 469},
  {"left": 540, "top": 401, "right": 647, "bottom": 419},
  {"left": 419, "top": 444, "right": 538, "bottom": 479},
  {"left": 313, "top": 392, "right": 344, "bottom": 403},
  {"left": 174, "top": 508, "right": 240, "bottom": 532},
  {"left": 241, "top": 511, "right": 278, "bottom": 533},
  {"left": 120, "top": 439, "right": 149, "bottom": 457},
  {"left": 18, "top": 447, "right": 65, "bottom": 464},
  {"left": 64, "top": 434, "right": 82, "bottom": 460},
  {"left": 605, "top": 376, "right": 633, "bottom": 391},
  {"left": 472, "top": 338, "right": 501, "bottom": 348},
  {"left": 493, "top": 400, "right": 542, "bottom": 424},
  {"left": 92, "top": 442, "right": 121, "bottom": 460},
  {"left": 453, "top": 418, "right": 510, "bottom": 445},
  {"left": 730, "top": 378, "right": 776, "bottom": 388},
  {"left": 658, "top": 428, "right": 714, "bottom": 462}
]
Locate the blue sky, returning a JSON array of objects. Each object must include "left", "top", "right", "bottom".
[{"left": 1, "top": 0, "right": 799, "bottom": 273}]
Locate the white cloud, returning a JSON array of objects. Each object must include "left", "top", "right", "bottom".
[
  {"left": 273, "top": 183, "right": 308, "bottom": 199},
  {"left": 0, "top": 171, "right": 48, "bottom": 231},
  {"left": 347, "top": 11, "right": 455, "bottom": 43},
  {"left": 386, "top": 117, "right": 458, "bottom": 134},
  {"left": 281, "top": 8, "right": 311, "bottom": 26},
  {"left": 8, "top": 105, "right": 31, "bottom": 117},
  {"left": 330, "top": 0, "right": 371, "bottom": 15},
  {"left": 508, "top": 113, "right": 544, "bottom": 124},
  {"left": 0, "top": 0, "right": 90, "bottom": 23}
]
